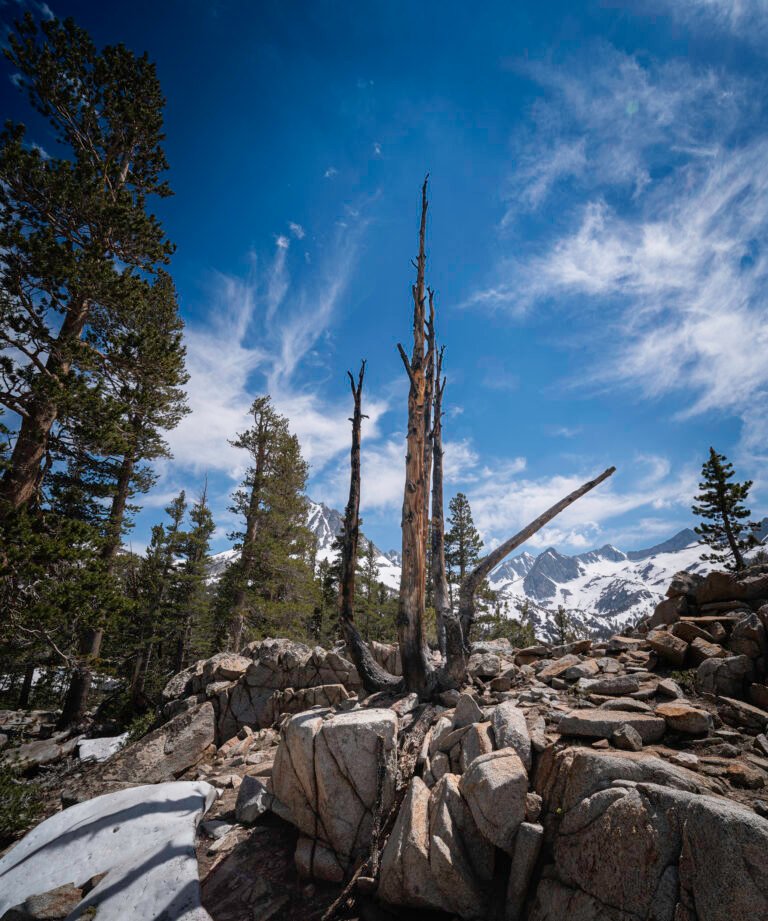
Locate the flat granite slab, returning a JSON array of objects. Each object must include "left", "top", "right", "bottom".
[{"left": 558, "top": 709, "right": 666, "bottom": 744}]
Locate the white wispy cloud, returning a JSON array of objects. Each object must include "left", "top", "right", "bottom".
[
  {"left": 653, "top": 0, "right": 768, "bottom": 46},
  {"left": 166, "top": 212, "right": 383, "bottom": 484},
  {"left": 468, "top": 45, "right": 768, "bottom": 464},
  {"left": 467, "top": 455, "right": 697, "bottom": 552},
  {"left": 500, "top": 46, "right": 744, "bottom": 222},
  {"left": 324, "top": 167, "right": 338, "bottom": 178},
  {"left": 288, "top": 222, "right": 305, "bottom": 239}
]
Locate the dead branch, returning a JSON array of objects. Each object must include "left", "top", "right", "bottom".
[
  {"left": 458, "top": 466, "right": 617, "bottom": 641},
  {"left": 338, "top": 361, "right": 402, "bottom": 693}
]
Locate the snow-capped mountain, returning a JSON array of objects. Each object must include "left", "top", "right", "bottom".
[
  {"left": 207, "top": 500, "right": 767, "bottom": 640},
  {"left": 489, "top": 519, "right": 768, "bottom": 641},
  {"left": 206, "top": 500, "right": 402, "bottom": 591}
]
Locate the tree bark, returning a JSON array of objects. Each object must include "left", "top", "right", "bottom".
[
  {"left": 458, "top": 466, "right": 617, "bottom": 641},
  {"left": 17, "top": 661, "right": 35, "bottom": 709},
  {"left": 338, "top": 362, "right": 402, "bottom": 693},
  {"left": 102, "top": 449, "right": 136, "bottom": 564},
  {"left": 422, "top": 289, "right": 435, "bottom": 578},
  {"left": 718, "top": 480, "right": 746, "bottom": 571},
  {"left": 430, "top": 349, "right": 467, "bottom": 689},
  {"left": 0, "top": 299, "right": 90, "bottom": 517},
  {"left": 396, "top": 176, "right": 433, "bottom": 698}
]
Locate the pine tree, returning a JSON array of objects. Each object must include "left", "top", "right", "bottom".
[
  {"left": 218, "top": 397, "right": 314, "bottom": 649},
  {"left": 445, "top": 492, "right": 484, "bottom": 606},
  {"left": 0, "top": 15, "right": 174, "bottom": 517},
  {"left": 55, "top": 262, "right": 188, "bottom": 726},
  {"left": 127, "top": 492, "right": 188, "bottom": 708},
  {"left": 174, "top": 482, "right": 216, "bottom": 669},
  {"left": 445, "top": 493, "right": 484, "bottom": 581},
  {"left": 552, "top": 604, "right": 586, "bottom": 645},
  {"left": 692, "top": 447, "right": 758, "bottom": 572},
  {"left": 359, "top": 540, "right": 381, "bottom": 641}
]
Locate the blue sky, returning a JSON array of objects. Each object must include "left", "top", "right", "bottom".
[{"left": 2, "top": 0, "right": 767, "bottom": 557}]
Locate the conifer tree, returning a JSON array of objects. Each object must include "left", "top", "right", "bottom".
[
  {"left": 55, "top": 256, "right": 187, "bottom": 726},
  {"left": 445, "top": 492, "right": 484, "bottom": 605},
  {"left": 692, "top": 447, "right": 758, "bottom": 572},
  {"left": 0, "top": 14, "right": 174, "bottom": 517},
  {"left": 359, "top": 540, "right": 381, "bottom": 641},
  {"left": 174, "top": 482, "right": 216, "bottom": 669},
  {"left": 128, "top": 491, "right": 188, "bottom": 708},
  {"left": 218, "top": 397, "right": 313, "bottom": 649}
]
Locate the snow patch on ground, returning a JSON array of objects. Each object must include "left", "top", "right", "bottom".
[
  {"left": 77, "top": 733, "right": 129, "bottom": 763},
  {"left": 0, "top": 781, "right": 216, "bottom": 920}
]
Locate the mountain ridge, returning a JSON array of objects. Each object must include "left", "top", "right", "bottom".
[{"left": 208, "top": 502, "right": 768, "bottom": 640}]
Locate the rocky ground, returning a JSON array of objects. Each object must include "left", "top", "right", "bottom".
[{"left": 2, "top": 564, "right": 768, "bottom": 920}]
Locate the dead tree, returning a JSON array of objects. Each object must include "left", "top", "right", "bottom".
[
  {"left": 339, "top": 178, "right": 615, "bottom": 700},
  {"left": 430, "top": 347, "right": 467, "bottom": 687},
  {"left": 422, "top": 288, "right": 436, "bottom": 571},
  {"left": 338, "top": 362, "right": 402, "bottom": 693},
  {"left": 395, "top": 175, "right": 433, "bottom": 697},
  {"left": 458, "top": 466, "right": 617, "bottom": 641}
]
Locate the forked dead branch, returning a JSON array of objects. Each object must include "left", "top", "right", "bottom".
[{"left": 338, "top": 177, "right": 616, "bottom": 698}]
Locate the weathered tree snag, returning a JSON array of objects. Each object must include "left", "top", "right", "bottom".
[
  {"left": 429, "top": 348, "right": 467, "bottom": 688},
  {"left": 431, "top": 348, "right": 448, "bottom": 658},
  {"left": 396, "top": 176, "right": 434, "bottom": 698},
  {"left": 422, "top": 288, "right": 436, "bottom": 573},
  {"left": 458, "top": 466, "right": 617, "bottom": 642},
  {"left": 338, "top": 362, "right": 402, "bottom": 694}
]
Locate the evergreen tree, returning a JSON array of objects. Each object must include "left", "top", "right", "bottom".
[
  {"left": 0, "top": 14, "right": 173, "bottom": 517},
  {"left": 692, "top": 448, "right": 758, "bottom": 572},
  {"left": 359, "top": 539, "right": 381, "bottom": 641},
  {"left": 445, "top": 492, "right": 484, "bottom": 607},
  {"left": 218, "top": 397, "right": 314, "bottom": 649},
  {"left": 174, "top": 482, "right": 216, "bottom": 669},
  {"left": 445, "top": 491, "right": 499, "bottom": 626},
  {"left": 54, "top": 251, "right": 187, "bottom": 726},
  {"left": 552, "top": 604, "right": 586, "bottom": 645},
  {"left": 127, "top": 492, "right": 188, "bottom": 708}
]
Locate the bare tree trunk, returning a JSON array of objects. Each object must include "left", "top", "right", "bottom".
[
  {"left": 422, "top": 289, "right": 436, "bottom": 580},
  {"left": 339, "top": 362, "right": 402, "bottom": 694},
  {"left": 17, "top": 661, "right": 35, "bottom": 709},
  {"left": 458, "top": 466, "right": 616, "bottom": 642},
  {"left": 396, "top": 176, "right": 434, "bottom": 698},
  {"left": 430, "top": 349, "right": 467, "bottom": 689},
  {"left": 431, "top": 348, "right": 449, "bottom": 658}
]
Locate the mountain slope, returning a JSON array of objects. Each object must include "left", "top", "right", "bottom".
[
  {"left": 208, "top": 501, "right": 767, "bottom": 639},
  {"left": 207, "top": 500, "right": 401, "bottom": 591}
]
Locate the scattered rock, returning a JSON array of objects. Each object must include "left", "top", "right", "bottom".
[
  {"left": 578, "top": 674, "right": 640, "bottom": 696},
  {"left": 697, "top": 655, "right": 754, "bottom": 698},
  {"left": 506, "top": 822, "right": 544, "bottom": 921},
  {"left": 657, "top": 678, "right": 685, "bottom": 699},
  {"left": 271, "top": 708, "right": 397, "bottom": 879},
  {"left": 459, "top": 749, "right": 528, "bottom": 853},
  {"left": 647, "top": 630, "right": 688, "bottom": 666},
  {"left": 612, "top": 723, "right": 643, "bottom": 751},
  {"left": 453, "top": 692, "right": 485, "bottom": 729},
  {"left": 558, "top": 709, "right": 666, "bottom": 744},
  {"left": 378, "top": 775, "right": 494, "bottom": 919},
  {"left": 656, "top": 701, "right": 713, "bottom": 736},
  {"left": 490, "top": 701, "right": 532, "bottom": 771},
  {"left": 235, "top": 773, "right": 275, "bottom": 823}
]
